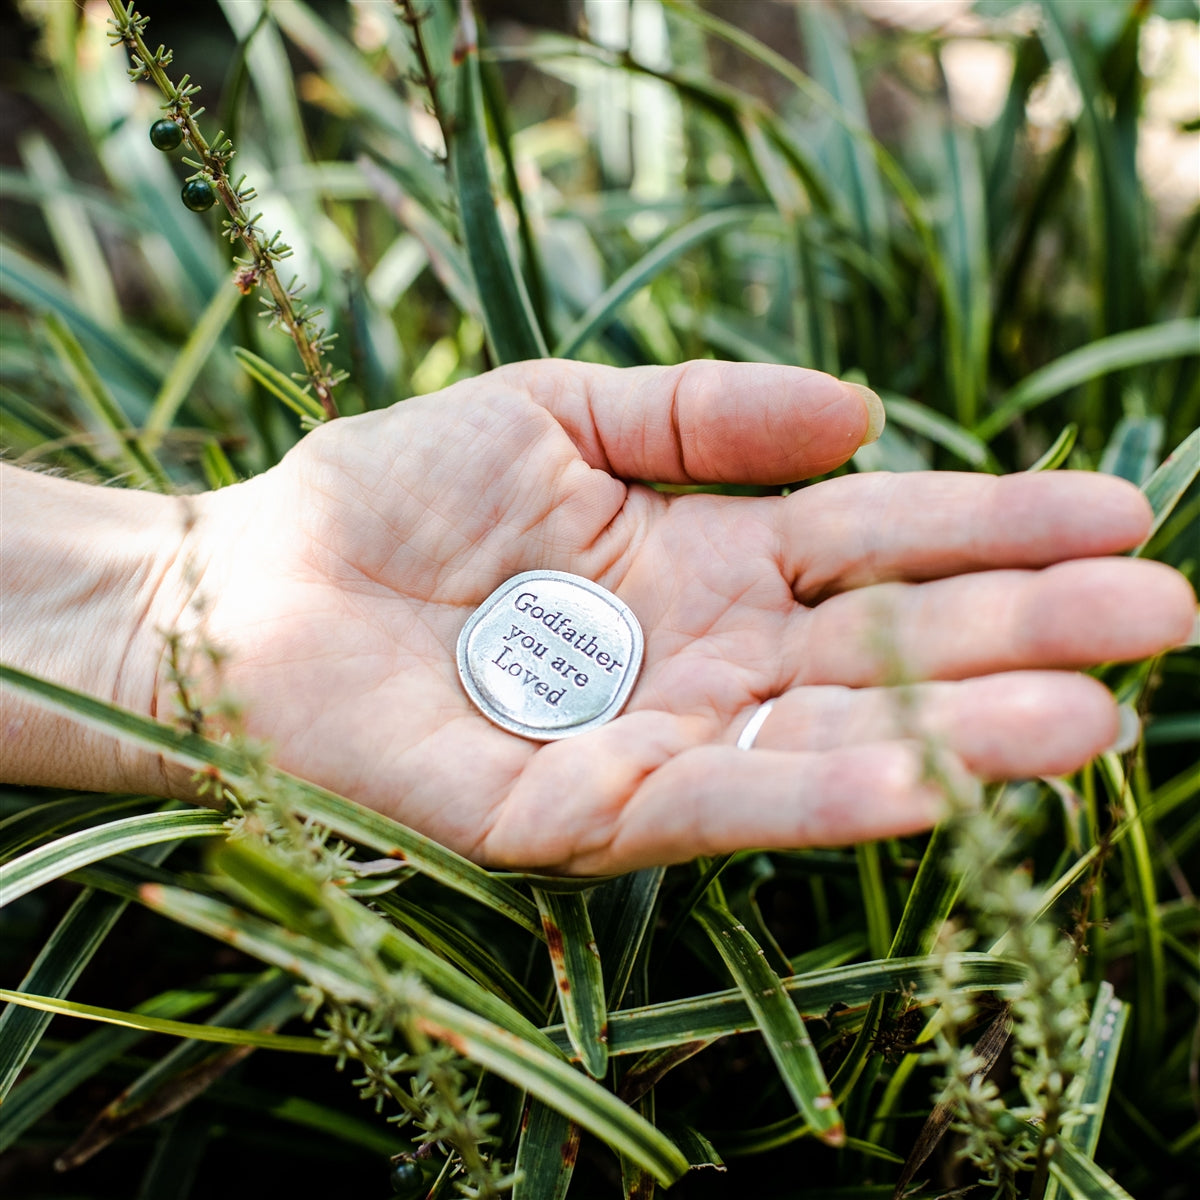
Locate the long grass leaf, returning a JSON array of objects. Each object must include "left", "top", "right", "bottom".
[
  {"left": 375, "top": 893, "right": 543, "bottom": 1023},
  {"left": 694, "top": 894, "right": 843, "bottom": 1145},
  {"left": 0, "top": 988, "right": 220, "bottom": 1155},
  {"left": 1049, "top": 1138, "right": 1137, "bottom": 1200},
  {"left": 0, "top": 792, "right": 155, "bottom": 860},
  {"left": 553, "top": 207, "right": 764, "bottom": 358},
  {"left": 882, "top": 396, "right": 999, "bottom": 471},
  {"left": 41, "top": 312, "right": 171, "bottom": 490},
  {"left": 1043, "top": 983, "right": 1128, "bottom": 1200},
  {"left": 211, "top": 839, "right": 557, "bottom": 1052},
  {"left": 533, "top": 888, "right": 608, "bottom": 1079},
  {"left": 231, "top": 346, "right": 326, "bottom": 422},
  {"left": 141, "top": 883, "right": 688, "bottom": 1186},
  {"left": 589, "top": 867, "right": 665, "bottom": 1009},
  {"left": 977, "top": 320, "right": 1200, "bottom": 441},
  {"left": 145, "top": 285, "right": 243, "bottom": 445},
  {"left": 1136, "top": 427, "right": 1200, "bottom": 553},
  {"left": 0, "top": 988, "right": 326, "bottom": 1054},
  {"left": 512, "top": 1099, "right": 579, "bottom": 1200},
  {"left": 0, "top": 237, "right": 163, "bottom": 392},
  {"left": 20, "top": 131, "right": 120, "bottom": 326},
  {"left": 0, "top": 809, "right": 226, "bottom": 908},
  {"left": 545, "top": 953, "right": 1025, "bottom": 1059},
  {"left": 0, "top": 839, "right": 176, "bottom": 1100},
  {"left": 0, "top": 665, "right": 540, "bottom": 934},
  {"left": 452, "top": 21, "right": 547, "bottom": 364},
  {"left": 1098, "top": 414, "right": 1164, "bottom": 485},
  {"left": 1027, "top": 424, "right": 1079, "bottom": 472},
  {"left": 60, "top": 972, "right": 300, "bottom": 1170}
]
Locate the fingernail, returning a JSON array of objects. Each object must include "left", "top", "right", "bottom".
[
  {"left": 1108, "top": 703, "right": 1141, "bottom": 754},
  {"left": 845, "top": 382, "right": 885, "bottom": 445}
]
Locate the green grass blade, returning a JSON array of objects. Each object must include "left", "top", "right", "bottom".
[
  {"left": 512, "top": 1099, "right": 579, "bottom": 1200},
  {"left": 0, "top": 237, "right": 163, "bottom": 393},
  {"left": 140, "top": 883, "right": 688, "bottom": 1186},
  {"left": 268, "top": 0, "right": 445, "bottom": 211},
  {"left": 1028, "top": 424, "right": 1079, "bottom": 472},
  {"left": 0, "top": 839, "right": 177, "bottom": 1101},
  {"left": 0, "top": 988, "right": 327, "bottom": 1054},
  {"left": 0, "top": 664, "right": 540, "bottom": 935},
  {"left": 882, "top": 395, "right": 1000, "bottom": 471},
  {"left": 145, "top": 285, "right": 243, "bottom": 445},
  {"left": 20, "top": 131, "right": 120, "bottom": 326},
  {"left": 231, "top": 345, "right": 326, "bottom": 423},
  {"left": 0, "top": 889, "right": 128, "bottom": 1099},
  {"left": 60, "top": 972, "right": 300, "bottom": 1170},
  {"left": 0, "top": 988, "right": 220, "bottom": 1155},
  {"left": 1098, "top": 754, "right": 1164, "bottom": 1061},
  {"left": 451, "top": 22, "right": 547, "bottom": 364},
  {"left": 211, "top": 839, "right": 558, "bottom": 1052},
  {"left": 0, "top": 809, "right": 226, "bottom": 908},
  {"left": 977, "top": 320, "right": 1200, "bottom": 441},
  {"left": 0, "top": 792, "right": 155, "bottom": 859},
  {"left": 1136, "top": 427, "right": 1200, "bottom": 553},
  {"left": 544, "top": 952, "right": 1026, "bottom": 1059},
  {"left": 694, "top": 894, "right": 843, "bottom": 1146},
  {"left": 935, "top": 125, "right": 990, "bottom": 428},
  {"left": 533, "top": 887, "right": 608, "bottom": 1079},
  {"left": 375, "top": 893, "right": 543, "bottom": 1024},
  {"left": 553, "top": 207, "right": 763, "bottom": 359},
  {"left": 1043, "top": 983, "right": 1128, "bottom": 1200},
  {"left": 796, "top": 1, "right": 887, "bottom": 250},
  {"left": 1098, "top": 414, "right": 1164, "bottom": 486},
  {"left": 1049, "top": 1138, "right": 1137, "bottom": 1200},
  {"left": 41, "top": 311, "right": 171, "bottom": 491},
  {"left": 588, "top": 867, "right": 665, "bottom": 1008}
]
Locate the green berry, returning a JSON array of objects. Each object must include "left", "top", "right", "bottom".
[
  {"left": 181, "top": 179, "right": 216, "bottom": 212},
  {"left": 995, "top": 1110, "right": 1025, "bottom": 1139},
  {"left": 149, "top": 119, "right": 183, "bottom": 151}
]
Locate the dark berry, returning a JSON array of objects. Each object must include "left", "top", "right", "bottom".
[
  {"left": 181, "top": 179, "right": 217, "bottom": 212},
  {"left": 149, "top": 119, "right": 183, "bottom": 151},
  {"left": 388, "top": 1160, "right": 424, "bottom": 1196}
]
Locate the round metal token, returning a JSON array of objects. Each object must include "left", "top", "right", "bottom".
[{"left": 456, "top": 570, "right": 644, "bottom": 741}]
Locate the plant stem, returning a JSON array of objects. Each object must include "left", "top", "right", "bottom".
[{"left": 105, "top": 0, "right": 341, "bottom": 421}]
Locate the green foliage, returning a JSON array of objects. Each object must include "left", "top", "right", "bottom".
[{"left": 1, "top": 2, "right": 1197, "bottom": 1198}]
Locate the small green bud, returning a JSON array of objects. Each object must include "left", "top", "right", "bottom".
[
  {"left": 994, "top": 1110, "right": 1025, "bottom": 1139},
  {"left": 181, "top": 179, "right": 217, "bottom": 212},
  {"left": 149, "top": 119, "right": 183, "bottom": 151}
]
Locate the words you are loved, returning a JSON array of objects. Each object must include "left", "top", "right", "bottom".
[{"left": 488, "top": 590, "right": 626, "bottom": 708}]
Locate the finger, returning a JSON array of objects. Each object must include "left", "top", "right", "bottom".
[
  {"left": 503, "top": 359, "right": 883, "bottom": 484},
  {"left": 736, "top": 672, "right": 1128, "bottom": 779},
  {"left": 476, "top": 709, "right": 973, "bottom": 874},
  {"left": 574, "top": 742, "right": 975, "bottom": 875},
  {"left": 780, "top": 471, "right": 1154, "bottom": 600},
  {"left": 786, "top": 558, "right": 1195, "bottom": 687}
]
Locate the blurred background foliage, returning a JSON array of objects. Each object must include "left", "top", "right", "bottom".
[{"left": 1, "top": 1, "right": 1198, "bottom": 1198}]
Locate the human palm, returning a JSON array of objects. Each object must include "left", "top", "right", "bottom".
[{"left": 188, "top": 360, "right": 1193, "bottom": 873}]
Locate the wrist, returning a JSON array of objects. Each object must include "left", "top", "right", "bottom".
[{"left": 0, "top": 464, "right": 205, "bottom": 794}]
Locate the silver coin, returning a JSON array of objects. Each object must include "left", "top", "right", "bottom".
[{"left": 456, "top": 570, "right": 644, "bottom": 741}]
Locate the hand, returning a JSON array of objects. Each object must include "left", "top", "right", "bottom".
[{"left": 162, "top": 360, "right": 1194, "bottom": 873}]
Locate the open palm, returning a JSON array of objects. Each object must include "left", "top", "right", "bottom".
[{"left": 186, "top": 360, "right": 1193, "bottom": 873}]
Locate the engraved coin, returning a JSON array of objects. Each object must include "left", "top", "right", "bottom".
[{"left": 456, "top": 570, "right": 644, "bottom": 740}]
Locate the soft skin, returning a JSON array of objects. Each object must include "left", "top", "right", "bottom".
[{"left": 1, "top": 360, "right": 1194, "bottom": 874}]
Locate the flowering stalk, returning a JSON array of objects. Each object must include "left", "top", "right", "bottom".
[{"left": 106, "top": 0, "right": 342, "bottom": 421}]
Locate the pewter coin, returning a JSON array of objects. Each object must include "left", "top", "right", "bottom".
[{"left": 457, "top": 570, "right": 644, "bottom": 741}]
